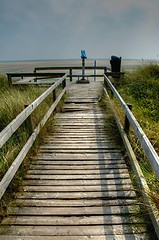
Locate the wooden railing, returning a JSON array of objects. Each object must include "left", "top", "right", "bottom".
[
  {"left": 104, "top": 74, "right": 159, "bottom": 238},
  {"left": 34, "top": 66, "right": 108, "bottom": 82},
  {"left": 0, "top": 74, "right": 67, "bottom": 199},
  {"left": 6, "top": 72, "right": 65, "bottom": 85},
  {"left": 104, "top": 74, "right": 159, "bottom": 178},
  {"left": 34, "top": 66, "right": 125, "bottom": 82},
  {"left": 6, "top": 66, "right": 125, "bottom": 85}
]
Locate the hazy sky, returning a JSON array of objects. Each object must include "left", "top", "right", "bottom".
[{"left": 1, "top": 0, "right": 159, "bottom": 61}]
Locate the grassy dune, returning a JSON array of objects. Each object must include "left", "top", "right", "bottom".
[
  {"left": 0, "top": 75, "right": 59, "bottom": 217},
  {"left": 116, "top": 63, "right": 159, "bottom": 207}
]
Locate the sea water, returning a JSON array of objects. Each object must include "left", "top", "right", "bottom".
[{"left": 0, "top": 59, "right": 152, "bottom": 74}]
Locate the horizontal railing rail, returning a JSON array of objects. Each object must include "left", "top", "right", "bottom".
[
  {"left": 34, "top": 66, "right": 110, "bottom": 72},
  {"left": 6, "top": 72, "right": 65, "bottom": 85},
  {"left": 0, "top": 74, "right": 67, "bottom": 199}
]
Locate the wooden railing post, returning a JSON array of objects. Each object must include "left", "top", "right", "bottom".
[
  {"left": 8, "top": 75, "right": 12, "bottom": 86},
  {"left": 62, "top": 78, "right": 66, "bottom": 89},
  {"left": 94, "top": 60, "right": 96, "bottom": 81},
  {"left": 104, "top": 67, "right": 107, "bottom": 75},
  {"left": 82, "top": 58, "right": 85, "bottom": 80},
  {"left": 70, "top": 69, "right": 72, "bottom": 82},
  {"left": 24, "top": 105, "right": 33, "bottom": 135},
  {"left": 124, "top": 103, "right": 132, "bottom": 134},
  {"left": 53, "top": 89, "right": 56, "bottom": 102}
]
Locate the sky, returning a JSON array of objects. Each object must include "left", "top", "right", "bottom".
[{"left": 0, "top": 0, "right": 159, "bottom": 61}]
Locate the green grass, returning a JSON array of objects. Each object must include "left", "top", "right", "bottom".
[
  {"left": 100, "top": 80, "right": 158, "bottom": 239},
  {"left": 113, "top": 63, "right": 159, "bottom": 205}
]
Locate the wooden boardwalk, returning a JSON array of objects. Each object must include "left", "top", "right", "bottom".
[{"left": 0, "top": 81, "right": 150, "bottom": 239}]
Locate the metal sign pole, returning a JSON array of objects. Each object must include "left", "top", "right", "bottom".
[
  {"left": 94, "top": 60, "right": 96, "bottom": 81},
  {"left": 76, "top": 50, "right": 89, "bottom": 84}
]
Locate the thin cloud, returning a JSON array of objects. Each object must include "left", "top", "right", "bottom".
[{"left": 0, "top": 0, "right": 159, "bottom": 60}]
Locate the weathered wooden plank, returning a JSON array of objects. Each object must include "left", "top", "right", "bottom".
[
  {"left": 45, "top": 135, "right": 110, "bottom": 139},
  {"left": 51, "top": 133, "right": 107, "bottom": 137},
  {"left": 2, "top": 214, "right": 144, "bottom": 226},
  {"left": 33, "top": 154, "right": 124, "bottom": 160},
  {"left": 55, "top": 111, "right": 104, "bottom": 115},
  {"left": 54, "top": 125, "right": 104, "bottom": 128},
  {"left": 52, "top": 128, "right": 106, "bottom": 132},
  {"left": 29, "top": 163, "right": 127, "bottom": 169},
  {"left": 22, "top": 184, "right": 134, "bottom": 192},
  {"left": 67, "top": 95, "right": 100, "bottom": 97},
  {"left": 7, "top": 205, "right": 140, "bottom": 215},
  {"left": 44, "top": 137, "right": 111, "bottom": 141},
  {"left": 65, "top": 100, "right": 98, "bottom": 103},
  {"left": 0, "top": 234, "right": 150, "bottom": 240},
  {"left": 49, "top": 132, "right": 108, "bottom": 136},
  {"left": 43, "top": 137, "right": 112, "bottom": 141},
  {"left": 34, "top": 66, "right": 107, "bottom": 71},
  {"left": 14, "top": 198, "right": 138, "bottom": 207},
  {"left": 40, "top": 143, "right": 118, "bottom": 147},
  {"left": 34, "top": 66, "right": 108, "bottom": 71},
  {"left": 49, "top": 125, "right": 105, "bottom": 130},
  {"left": 62, "top": 104, "right": 93, "bottom": 110},
  {"left": 55, "top": 116, "right": 103, "bottom": 120},
  {"left": 54, "top": 122, "right": 104, "bottom": 124},
  {"left": 30, "top": 160, "right": 126, "bottom": 165},
  {"left": 38, "top": 149, "right": 122, "bottom": 154},
  {"left": 22, "top": 178, "right": 132, "bottom": 186},
  {"left": 43, "top": 139, "right": 112, "bottom": 144},
  {"left": 45, "top": 133, "right": 109, "bottom": 137},
  {"left": 26, "top": 168, "right": 128, "bottom": 175},
  {"left": 39, "top": 144, "right": 119, "bottom": 149},
  {"left": 52, "top": 112, "right": 103, "bottom": 118},
  {"left": 15, "top": 190, "right": 136, "bottom": 199},
  {"left": 55, "top": 115, "right": 104, "bottom": 119},
  {"left": 0, "top": 224, "right": 148, "bottom": 236},
  {"left": 25, "top": 173, "right": 130, "bottom": 180}
]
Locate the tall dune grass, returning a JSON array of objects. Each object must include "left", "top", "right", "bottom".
[
  {"left": 114, "top": 63, "right": 159, "bottom": 206},
  {"left": 0, "top": 74, "right": 62, "bottom": 217}
]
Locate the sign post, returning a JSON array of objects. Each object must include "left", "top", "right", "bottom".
[
  {"left": 76, "top": 50, "right": 89, "bottom": 84},
  {"left": 94, "top": 60, "right": 96, "bottom": 81}
]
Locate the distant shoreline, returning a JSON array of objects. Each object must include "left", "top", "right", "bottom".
[
  {"left": 0, "top": 59, "right": 158, "bottom": 73},
  {"left": 0, "top": 58, "right": 154, "bottom": 63}
]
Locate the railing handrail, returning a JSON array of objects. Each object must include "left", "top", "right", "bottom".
[
  {"left": 34, "top": 66, "right": 109, "bottom": 71},
  {"left": 0, "top": 74, "right": 67, "bottom": 149},
  {"left": 104, "top": 74, "right": 159, "bottom": 179},
  {"left": 0, "top": 74, "right": 67, "bottom": 199}
]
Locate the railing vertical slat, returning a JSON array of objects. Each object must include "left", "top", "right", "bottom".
[{"left": 69, "top": 69, "right": 72, "bottom": 82}]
